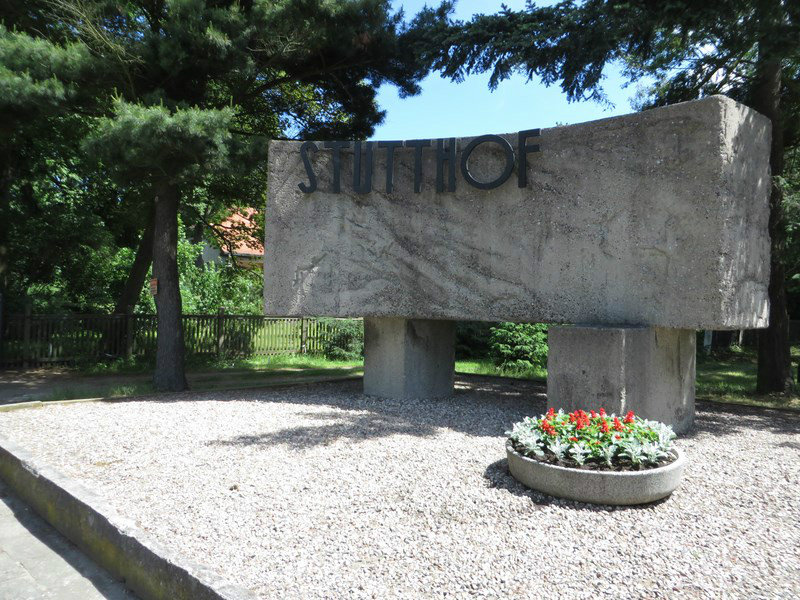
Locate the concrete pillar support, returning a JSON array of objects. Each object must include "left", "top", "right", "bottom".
[
  {"left": 364, "top": 317, "right": 455, "bottom": 399},
  {"left": 547, "top": 325, "right": 696, "bottom": 434}
]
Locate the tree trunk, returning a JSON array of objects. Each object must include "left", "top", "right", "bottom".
[
  {"left": 0, "top": 153, "right": 11, "bottom": 356},
  {"left": 752, "top": 56, "right": 794, "bottom": 393},
  {"left": 191, "top": 222, "right": 205, "bottom": 269},
  {"left": 711, "top": 330, "right": 735, "bottom": 350},
  {"left": 152, "top": 181, "right": 187, "bottom": 391},
  {"left": 113, "top": 206, "right": 155, "bottom": 315},
  {"left": 0, "top": 150, "right": 12, "bottom": 307}
]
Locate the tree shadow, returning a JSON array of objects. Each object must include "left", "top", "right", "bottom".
[
  {"left": 209, "top": 409, "right": 440, "bottom": 449},
  {"left": 112, "top": 375, "right": 798, "bottom": 452},
  {"left": 688, "top": 400, "right": 800, "bottom": 439},
  {"left": 777, "top": 441, "right": 800, "bottom": 451},
  {"left": 205, "top": 375, "right": 547, "bottom": 448}
]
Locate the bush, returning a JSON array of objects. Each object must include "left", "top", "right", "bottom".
[
  {"left": 320, "top": 318, "right": 364, "bottom": 361},
  {"left": 489, "top": 322, "right": 548, "bottom": 371},
  {"left": 455, "top": 321, "right": 495, "bottom": 359}
]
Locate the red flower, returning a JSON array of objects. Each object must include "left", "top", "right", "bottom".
[
  {"left": 599, "top": 408, "right": 606, "bottom": 417},
  {"left": 615, "top": 434, "right": 621, "bottom": 440},
  {"left": 590, "top": 410, "right": 597, "bottom": 418},
  {"left": 624, "top": 410, "right": 635, "bottom": 424},
  {"left": 569, "top": 437, "right": 578, "bottom": 442},
  {"left": 613, "top": 417, "right": 624, "bottom": 431},
  {"left": 547, "top": 407, "right": 555, "bottom": 418},
  {"left": 600, "top": 419, "right": 609, "bottom": 433}
]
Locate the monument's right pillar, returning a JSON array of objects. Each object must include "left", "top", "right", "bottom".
[{"left": 548, "top": 326, "right": 696, "bottom": 434}]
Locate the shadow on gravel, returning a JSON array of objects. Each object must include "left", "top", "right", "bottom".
[
  {"left": 688, "top": 401, "right": 800, "bottom": 439},
  {"left": 206, "top": 376, "right": 547, "bottom": 449},
  {"left": 483, "top": 459, "right": 670, "bottom": 512},
  {"left": 210, "top": 409, "right": 439, "bottom": 449}
]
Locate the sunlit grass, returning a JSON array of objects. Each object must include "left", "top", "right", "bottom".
[
  {"left": 455, "top": 358, "right": 546, "bottom": 380},
  {"left": 41, "top": 383, "right": 155, "bottom": 402},
  {"left": 76, "top": 353, "right": 362, "bottom": 375},
  {"left": 203, "top": 354, "right": 362, "bottom": 371},
  {"left": 45, "top": 344, "right": 800, "bottom": 412},
  {"left": 695, "top": 346, "right": 799, "bottom": 411}
]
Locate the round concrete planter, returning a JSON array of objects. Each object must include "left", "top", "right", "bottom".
[{"left": 506, "top": 442, "right": 686, "bottom": 505}]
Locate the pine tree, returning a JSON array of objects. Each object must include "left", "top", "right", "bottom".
[
  {"left": 42, "top": 0, "right": 450, "bottom": 390},
  {"left": 0, "top": 6, "right": 101, "bottom": 319},
  {"left": 434, "top": 0, "right": 800, "bottom": 393}
]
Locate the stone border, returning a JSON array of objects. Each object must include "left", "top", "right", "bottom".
[
  {"left": 0, "top": 396, "right": 106, "bottom": 413},
  {"left": 0, "top": 375, "right": 362, "bottom": 598},
  {"left": 506, "top": 442, "right": 687, "bottom": 505},
  {"left": 0, "top": 433, "right": 256, "bottom": 600}
]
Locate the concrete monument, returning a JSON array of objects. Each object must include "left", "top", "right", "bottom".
[{"left": 264, "top": 95, "right": 771, "bottom": 433}]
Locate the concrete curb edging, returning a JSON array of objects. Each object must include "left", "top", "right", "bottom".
[
  {"left": 506, "top": 442, "right": 686, "bottom": 506},
  {"left": 0, "top": 397, "right": 107, "bottom": 412},
  {"left": 0, "top": 434, "right": 255, "bottom": 600}
]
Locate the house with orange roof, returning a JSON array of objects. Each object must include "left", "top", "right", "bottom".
[{"left": 202, "top": 209, "right": 264, "bottom": 269}]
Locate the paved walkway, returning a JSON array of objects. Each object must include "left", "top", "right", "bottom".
[{"left": 0, "top": 480, "right": 136, "bottom": 600}]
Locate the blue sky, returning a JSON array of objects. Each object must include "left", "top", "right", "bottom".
[{"left": 371, "top": 0, "right": 645, "bottom": 139}]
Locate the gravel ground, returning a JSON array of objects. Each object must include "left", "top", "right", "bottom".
[{"left": 0, "top": 377, "right": 798, "bottom": 599}]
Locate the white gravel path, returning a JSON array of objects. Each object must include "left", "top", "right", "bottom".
[{"left": 0, "top": 377, "right": 798, "bottom": 599}]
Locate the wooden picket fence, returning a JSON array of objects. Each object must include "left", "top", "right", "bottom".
[{"left": 0, "top": 309, "right": 348, "bottom": 368}]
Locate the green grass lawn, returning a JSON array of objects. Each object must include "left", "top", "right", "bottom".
[
  {"left": 38, "top": 346, "right": 800, "bottom": 412},
  {"left": 32, "top": 360, "right": 364, "bottom": 404},
  {"left": 454, "top": 359, "right": 547, "bottom": 380},
  {"left": 193, "top": 353, "right": 363, "bottom": 372},
  {"left": 37, "top": 383, "right": 158, "bottom": 403},
  {"left": 79, "top": 353, "right": 536, "bottom": 379},
  {"left": 695, "top": 346, "right": 800, "bottom": 411},
  {"left": 77, "top": 353, "right": 362, "bottom": 375}
]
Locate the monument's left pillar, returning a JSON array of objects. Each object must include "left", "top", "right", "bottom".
[{"left": 363, "top": 318, "right": 455, "bottom": 398}]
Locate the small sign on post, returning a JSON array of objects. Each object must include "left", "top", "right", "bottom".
[{"left": 149, "top": 278, "right": 158, "bottom": 296}]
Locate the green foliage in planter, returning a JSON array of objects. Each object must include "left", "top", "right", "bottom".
[
  {"left": 320, "top": 318, "right": 364, "bottom": 361},
  {"left": 507, "top": 408, "right": 677, "bottom": 470},
  {"left": 489, "top": 322, "right": 548, "bottom": 371}
]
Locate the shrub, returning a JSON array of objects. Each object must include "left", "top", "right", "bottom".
[
  {"left": 455, "top": 321, "right": 495, "bottom": 359},
  {"left": 507, "top": 408, "right": 677, "bottom": 470},
  {"left": 320, "top": 318, "right": 363, "bottom": 361},
  {"left": 489, "top": 322, "right": 548, "bottom": 371}
]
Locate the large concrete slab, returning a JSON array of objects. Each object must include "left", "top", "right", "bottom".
[{"left": 264, "top": 95, "right": 770, "bottom": 329}]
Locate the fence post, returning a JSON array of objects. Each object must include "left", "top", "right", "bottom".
[
  {"left": 300, "top": 317, "right": 308, "bottom": 354},
  {"left": 125, "top": 305, "right": 135, "bottom": 360},
  {"left": 216, "top": 308, "right": 225, "bottom": 356},
  {"left": 22, "top": 301, "right": 32, "bottom": 369}
]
